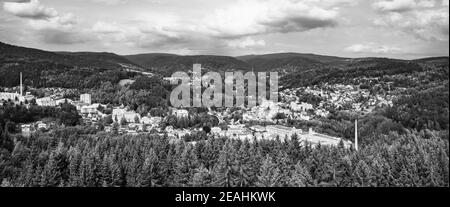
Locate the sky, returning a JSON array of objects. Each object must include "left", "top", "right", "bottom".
[{"left": 0, "top": 0, "right": 448, "bottom": 59}]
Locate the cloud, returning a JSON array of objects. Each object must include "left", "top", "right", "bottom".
[
  {"left": 89, "top": 12, "right": 199, "bottom": 49},
  {"left": 444, "top": 0, "right": 449, "bottom": 6},
  {"left": 372, "top": 0, "right": 449, "bottom": 41},
  {"left": 373, "top": 0, "right": 427, "bottom": 12},
  {"left": 37, "top": 29, "right": 92, "bottom": 44},
  {"left": 2, "top": 0, "right": 77, "bottom": 29},
  {"left": 345, "top": 43, "right": 402, "bottom": 54},
  {"left": 85, "top": 0, "right": 357, "bottom": 54},
  {"left": 91, "top": 0, "right": 127, "bottom": 5},
  {"left": 202, "top": 0, "right": 341, "bottom": 38},
  {"left": 28, "top": 13, "right": 77, "bottom": 30},
  {"left": 3, "top": 0, "right": 57, "bottom": 19},
  {"left": 90, "top": 0, "right": 163, "bottom": 5},
  {"left": 372, "top": 0, "right": 450, "bottom": 13},
  {"left": 1, "top": 0, "right": 357, "bottom": 51},
  {"left": 2, "top": 0, "right": 88, "bottom": 44},
  {"left": 227, "top": 37, "right": 266, "bottom": 49},
  {"left": 26, "top": 11, "right": 83, "bottom": 44},
  {"left": 92, "top": 21, "right": 122, "bottom": 34},
  {"left": 306, "top": 0, "right": 360, "bottom": 7}
]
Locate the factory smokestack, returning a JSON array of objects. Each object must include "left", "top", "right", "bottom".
[
  {"left": 20, "top": 72, "right": 23, "bottom": 96},
  {"left": 355, "top": 119, "right": 358, "bottom": 151}
]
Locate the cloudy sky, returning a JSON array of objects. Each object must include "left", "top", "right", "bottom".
[{"left": 0, "top": 0, "right": 448, "bottom": 58}]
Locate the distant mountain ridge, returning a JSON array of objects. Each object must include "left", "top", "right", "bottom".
[
  {"left": 1, "top": 41, "right": 448, "bottom": 78},
  {"left": 236, "top": 52, "right": 350, "bottom": 73},
  {"left": 124, "top": 52, "right": 354, "bottom": 75},
  {"left": 125, "top": 53, "right": 252, "bottom": 76},
  {"left": 413, "top": 56, "right": 449, "bottom": 66},
  {"left": 0, "top": 41, "right": 145, "bottom": 89},
  {"left": 0, "top": 41, "right": 142, "bottom": 70}
]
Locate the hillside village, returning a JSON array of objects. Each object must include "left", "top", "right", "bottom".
[
  {"left": 0, "top": 42, "right": 448, "bottom": 188},
  {"left": 0, "top": 65, "right": 386, "bottom": 149},
  {"left": 2, "top": 54, "right": 447, "bottom": 152}
]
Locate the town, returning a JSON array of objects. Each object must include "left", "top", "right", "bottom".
[{"left": 0, "top": 65, "right": 368, "bottom": 149}]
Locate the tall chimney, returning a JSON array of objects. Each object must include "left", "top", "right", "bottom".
[
  {"left": 354, "top": 119, "right": 358, "bottom": 151},
  {"left": 20, "top": 72, "right": 23, "bottom": 96}
]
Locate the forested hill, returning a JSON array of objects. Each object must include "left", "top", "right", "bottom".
[
  {"left": 125, "top": 53, "right": 252, "bottom": 76},
  {"left": 0, "top": 41, "right": 140, "bottom": 69},
  {"left": 413, "top": 56, "right": 449, "bottom": 66},
  {"left": 1, "top": 41, "right": 448, "bottom": 89},
  {"left": 236, "top": 53, "right": 349, "bottom": 73},
  {"left": 281, "top": 57, "right": 449, "bottom": 89},
  {"left": 124, "top": 52, "right": 349, "bottom": 76},
  {"left": 0, "top": 41, "right": 144, "bottom": 89},
  {"left": 56, "top": 51, "right": 140, "bottom": 68}
]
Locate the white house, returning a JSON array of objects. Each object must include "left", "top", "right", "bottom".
[
  {"left": 21, "top": 124, "right": 32, "bottom": 133},
  {"left": 141, "top": 116, "right": 162, "bottom": 126},
  {"left": 294, "top": 102, "right": 313, "bottom": 111},
  {"left": 36, "top": 97, "right": 56, "bottom": 107},
  {"left": 123, "top": 111, "right": 141, "bottom": 123},
  {"left": 173, "top": 109, "right": 189, "bottom": 118},
  {"left": 0, "top": 92, "right": 20, "bottom": 101},
  {"left": 80, "top": 94, "right": 92, "bottom": 105},
  {"left": 81, "top": 104, "right": 100, "bottom": 114},
  {"left": 55, "top": 98, "right": 73, "bottom": 106},
  {"left": 37, "top": 122, "right": 48, "bottom": 130}
]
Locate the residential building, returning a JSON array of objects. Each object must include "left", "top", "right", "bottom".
[
  {"left": 36, "top": 97, "right": 56, "bottom": 107},
  {"left": 141, "top": 116, "right": 162, "bottom": 126},
  {"left": 173, "top": 109, "right": 189, "bottom": 118},
  {"left": 80, "top": 94, "right": 92, "bottom": 105},
  {"left": 300, "top": 128, "right": 352, "bottom": 148},
  {"left": 81, "top": 104, "right": 100, "bottom": 114},
  {"left": 0, "top": 92, "right": 20, "bottom": 102},
  {"left": 21, "top": 124, "right": 32, "bottom": 134},
  {"left": 36, "top": 122, "right": 48, "bottom": 130}
]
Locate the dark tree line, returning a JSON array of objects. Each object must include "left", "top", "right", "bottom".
[
  {"left": 384, "top": 84, "right": 449, "bottom": 131},
  {"left": 91, "top": 76, "right": 170, "bottom": 115},
  {"left": 0, "top": 127, "right": 448, "bottom": 187},
  {"left": 0, "top": 62, "right": 138, "bottom": 89},
  {"left": 0, "top": 103, "right": 81, "bottom": 134}
]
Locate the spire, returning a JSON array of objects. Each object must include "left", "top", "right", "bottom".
[{"left": 354, "top": 119, "right": 358, "bottom": 151}]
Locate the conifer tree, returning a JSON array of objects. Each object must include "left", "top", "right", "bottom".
[
  {"left": 354, "top": 160, "right": 372, "bottom": 187},
  {"left": 68, "top": 150, "right": 82, "bottom": 187},
  {"left": 234, "top": 140, "right": 252, "bottom": 187},
  {"left": 213, "top": 140, "right": 238, "bottom": 187},
  {"left": 275, "top": 151, "right": 292, "bottom": 186},
  {"left": 290, "top": 161, "right": 312, "bottom": 187},
  {"left": 100, "top": 156, "right": 112, "bottom": 186},
  {"left": 190, "top": 165, "right": 212, "bottom": 187},
  {"left": 40, "top": 153, "right": 60, "bottom": 186},
  {"left": 20, "top": 157, "right": 35, "bottom": 187},
  {"left": 256, "top": 154, "right": 282, "bottom": 187},
  {"left": 111, "top": 161, "right": 126, "bottom": 187},
  {"left": 174, "top": 144, "right": 199, "bottom": 186},
  {"left": 139, "top": 149, "right": 158, "bottom": 187}
]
